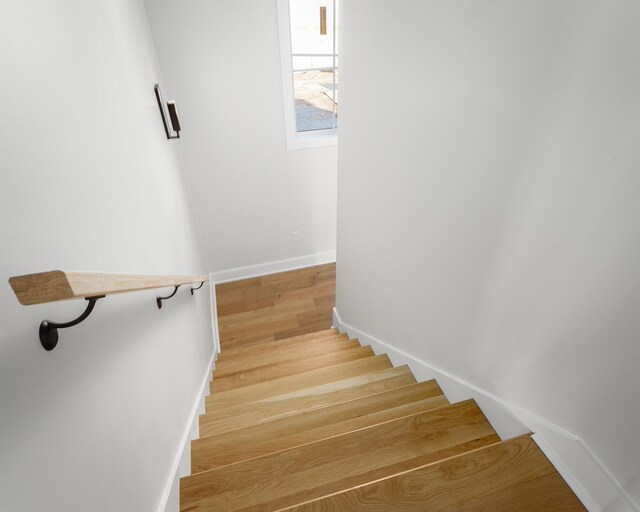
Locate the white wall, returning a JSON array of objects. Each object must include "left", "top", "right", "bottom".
[
  {"left": 336, "top": 0, "right": 640, "bottom": 507},
  {"left": 144, "top": 0, "right": 337, "bottom": 273},
  {"left": 0, "top": 2, "right": 213, "bottom": 511}
]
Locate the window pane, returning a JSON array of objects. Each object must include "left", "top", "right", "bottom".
[
  {"left": 294, "top": 69, "right": 337, "bottom": 132},
  {"left": 330, "top": 68, "right": 338, "bottom": 128},
  {"left": 292, "top": 55, "right": 335, "bottom": 71},
  {"left": 289, "top": 0, "right": 336, "bottom": 56},
  {"left": 334, "top": 0, "right": 340, "bottom": 52}
]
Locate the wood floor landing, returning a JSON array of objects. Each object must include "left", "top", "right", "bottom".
[{"left": 215, "top": 263, "right": 335, "bottom": 348}]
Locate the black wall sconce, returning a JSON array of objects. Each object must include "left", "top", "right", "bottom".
[{"left": 154, "top": 83, "right": 181, "bottom": 139}]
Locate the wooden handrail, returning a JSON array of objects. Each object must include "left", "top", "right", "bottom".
[
  {"left": 9, "top": 270, "right": 209, "bottom": 305},
  {"left": 8, "top": 271, "right": 209, "bottom": 351}
]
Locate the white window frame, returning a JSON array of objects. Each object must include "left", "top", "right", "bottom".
[{"left": 277, "top": 0, "right": 338, "bottom": 151}]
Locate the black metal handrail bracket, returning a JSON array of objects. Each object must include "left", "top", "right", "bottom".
[
  {"left": 190, "top": 281, "right": 205, "bottom": 295},
  {"left": 156, "top": 285, "right": 180, "bottom": 309},
  {"left": 39, "top": 295, "right": 105, "bottom": 351},
  {"left": 38, "top": 282, "right": 198, "bottom": 350},
  {"left": 9, "top": 270, "right": 209, "bottom": 352}
]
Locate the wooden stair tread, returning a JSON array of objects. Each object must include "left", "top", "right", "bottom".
[
  {"left": 203, "top": 360, "right": 405, "bottom": 428},
  {"left": 211, "top": 345, "right": 376, "bottom": 393},
  {"left": 282, "top": 435, "right": 587, "bottom": 512},
  {"left": 213, "top": 337, "right": 359, "bottom": 378},
  {"left": 208, "top": 352, "right": 390, "bottom": 408},
  {"left": 199, "top": 364, "right": 416, "bottom": 437},
  {"left": 216, "top": 328, "right": 339, "bottom": 360},
  {"left": 214, "top": 333, "right": 351, "bottom": 369},
  {"left": 192, "top": 379, "right": 449, "bottom": 473},
  {"left": 181, "top": 400, "right": 500, "bottom": 512}
]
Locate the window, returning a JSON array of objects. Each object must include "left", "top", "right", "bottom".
[{"left": 278, "top": 0, "right": 339, "bottom": 150}]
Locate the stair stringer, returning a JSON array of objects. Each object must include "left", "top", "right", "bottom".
[{"left": 333, "top": 307, "right": 639, "bottom": 512}]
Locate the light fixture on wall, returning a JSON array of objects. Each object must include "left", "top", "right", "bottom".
[{"left": 154, "top": 83, "right": 181, "bottom": 139}]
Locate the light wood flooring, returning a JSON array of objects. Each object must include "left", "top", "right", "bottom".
[
  {"left": 182, "top": 264, "right": 587, "bottom": 511},
  {"left": 215, "top": 263, "right": 335, "bottom": 349}
]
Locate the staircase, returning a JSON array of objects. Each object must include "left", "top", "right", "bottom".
[{"left": 180, "top": 328, "right": 586, "bottom": 511}]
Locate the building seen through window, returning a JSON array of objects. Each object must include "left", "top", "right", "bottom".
[{"left": 289, "top": 0, "right": 339, "bottom": 133}]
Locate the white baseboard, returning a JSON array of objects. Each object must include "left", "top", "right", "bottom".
[
  {"left": 333, "top": 307, "right": 639, "bottom": 512},
  {"left": 207, "top": 280, "right": 221, "bottom": 355},
  {"left": 210, "top": 250, "right": 336, "bottom": 284},
  {"left": 157, "top": 350, "right": 216, "bottom": 512}
]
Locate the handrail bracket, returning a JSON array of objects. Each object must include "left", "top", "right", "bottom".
[
  {"left": 39, "top": 295, "right": 105, "bottom": 351},
  {"left": 190, "top": 281, "right": 205, "bottom": 295},
  {"left": 9, "top": 270, "right": 209, "bottom": 351},
  {"left": 156, "top": 286, "right": 180, "bottom": 309}
]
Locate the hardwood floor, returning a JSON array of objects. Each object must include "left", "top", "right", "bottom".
[
  {"left": 215, "top": 263, "right": 335, "bottom": 349},
  {"left": 182, "top": 263, "right": 587, "bottom": 511}
]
